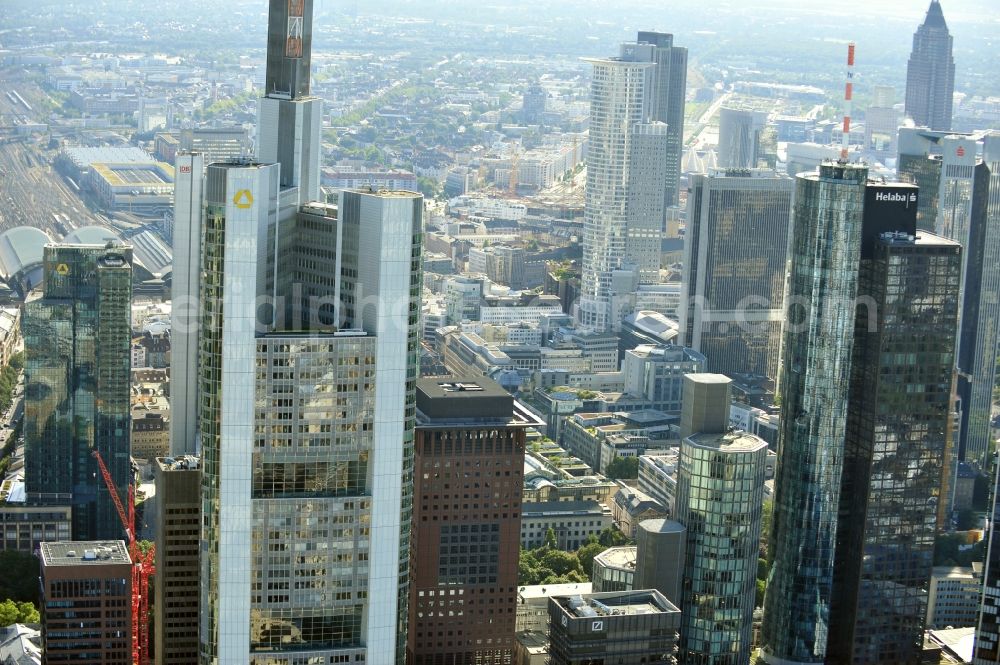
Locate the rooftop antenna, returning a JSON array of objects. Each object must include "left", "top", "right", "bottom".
[{"left": 840, "top": 42, "right": 855, "bottom": 163}]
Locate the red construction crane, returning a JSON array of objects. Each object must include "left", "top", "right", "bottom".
[{"left": 91, "top": 450, "right": 155, "bottom": 665}]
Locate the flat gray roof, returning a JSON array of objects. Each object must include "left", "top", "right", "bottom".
[{"left": 40, "top": 540, "right": 131, "bottom": 566}]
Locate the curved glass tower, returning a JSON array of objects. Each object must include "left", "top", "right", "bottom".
[{"left": 760, "top": 163, "right": 867, "bottom": 664}]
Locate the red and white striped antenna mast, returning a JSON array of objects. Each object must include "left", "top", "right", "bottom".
[{"left": 841, "top": 42, "right": 855, "bottom": 162}]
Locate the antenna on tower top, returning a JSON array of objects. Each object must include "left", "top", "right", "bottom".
[{"left": 840, "top": 42, "right": 855, "bottom": 163}]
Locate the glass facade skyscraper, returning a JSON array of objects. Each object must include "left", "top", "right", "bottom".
[
  {"left": 681, "top": 168, "right": 794, "bottom": 380},
  {"left": 24, "top": 243, "right": 133, "bottom": 541},
  {"left": 195, "top": 161, "right": 422, "bottom": 665},
  {"left": 675, "top": 373, "right": 767, "bottom": 665},
  {"left": 760, "top": 163, "right": 868, "bottom": 664},
  {"left": 827, "top": 224, "right": 961, "bottom": 665}
]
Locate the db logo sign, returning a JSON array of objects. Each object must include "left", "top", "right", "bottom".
[{"left": 179, "top": 166, "right": 191, "bottom": 174}]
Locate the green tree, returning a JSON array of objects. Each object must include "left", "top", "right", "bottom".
[
  {"left": 16, "top": 601, "right": 38, "bottom": 624},
  {"left": 755, "top": 579, "right": 766, "bottom": 608},
  {"left": 0, "top": 551, "right": 40, "bottom": 604},
  {"left": 605, "top": 456, "right": 639, "bottom": 480},
  {"left": 543, "top": 527, "right": 558, "bottom": 550},
  {"left": 539, "top": 549, "right": 583, "bottom": 578},
  {"left": 598, "top": 527, "right": 628, "bottom": 547},
  {"left": 757, "top": 557, "right": 769, "bottom": 581},
  {"left": 576, "top": 540, "right": 606, "bottom": 578},
  {"left": 0, "top": 599, "right": 18, "bottom": 627},
  {"left": 760, "top": 500, "right": 774, "bottom": 559}
]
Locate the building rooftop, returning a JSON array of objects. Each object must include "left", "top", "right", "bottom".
[
  {"left": 638, "top": 518, "right": 685, "bottom": 535},
  {"left": 522, "top": 500, "right": 610, "bottom": 517},
  {"left": 553, "top": 589, "right": 679, "bottom": 619},
  {"left": 156, "top": 456, "right": 200, "bottom": 472},
  {"left": 39, "top": 540, "right": 131, "bottom": 566},
  {"left": 519, "top": 582, "right": 593, "bottom": 601},
  {"left": 687, "top": 429, "right": 768, "bottom": 453},
  {"left": 594, "top": 546, "right": 637, "bottom": 573}
]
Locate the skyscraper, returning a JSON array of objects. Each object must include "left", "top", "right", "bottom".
[
  {"left": 681, "top": 168, "right": 794, "bottom": 380},
  {"left": 827, "top": 214, "right": 961, "bottom": 663},
  {"left": 407, "top": 377, "right": 539, "bottom": 665},
  {"left": 180, "top": 2, "right": 423, "bottom": 662},
  {"left": 970, "top": 136, "right": 1000, "bottom": 665},
  {"left": 195, "top": 162, "right": 423, "bottom": 664},
  {"left": 637, "top": 31, "right": 688, "bottom": 208},
  {"left": 577, "top": 43, "right": 657, "bottom": 332},
  {"left": 904, "top": 1, "right": 955, "bottom": 131},
  {"left": 24, "top": 243, "right": 133, "bottom": 541},
  {"left": 898, "top": 132, "right": 999, "bottom": 471},
  {"left": 258, "top": 0, "right": 321, "bottom": 203},
  {"left": 760, "top": 162, "right": 868, "bottom": 664},
  {"left": 675, "top": 373, "right": 767, "bottom": 664},
  {"left": 717, "top": 107, "right": 766, "bottom": 169},
  {"left": 170, "top": 150, "right": 204, "bottom": 456},
  {"left": 977, "top": 460, "right": 1000, "bottom": 664}
]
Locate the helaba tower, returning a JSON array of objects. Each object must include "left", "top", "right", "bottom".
[{"left": 178, "top": 2, "right": 423, "bottom": 664}]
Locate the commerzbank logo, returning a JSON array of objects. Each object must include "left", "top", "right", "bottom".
[
  {"left": 874, "top": 191, "right": 917, "bottom": 208},
  {"left": 233, "top": 189, "right": 254, "bottom": 209},
  {"left": 55, "top": 263, "right": 70, "bottom": 276}
]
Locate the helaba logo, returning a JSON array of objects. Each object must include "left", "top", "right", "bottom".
[{"left": 874, "top": 190, "right": 917, "bottom": 208}]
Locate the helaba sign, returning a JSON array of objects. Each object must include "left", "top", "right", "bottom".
[{"left": 874, "top": 190, "right": 918, "bottom": 207}]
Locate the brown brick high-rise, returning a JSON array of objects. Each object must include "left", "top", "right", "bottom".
[{"left": 407, "top": 378, "right": 540, "bottom": 665}]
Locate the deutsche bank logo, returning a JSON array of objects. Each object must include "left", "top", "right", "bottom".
[{"left": 592, "top": 620, "right": 604, "bottom": 631}]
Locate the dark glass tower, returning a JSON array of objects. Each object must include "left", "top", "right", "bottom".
[
  {"left": 827, "top": 188, "right": 961, "bottom": 664},
  {"left": 970, "top": 134, "right": 1000, "bottom": 665},
  {"left": 760, "top": 163, "right": 868, "bottom": 664},
  {"left": 904, "top": 1, "right": 955, "bottom": 131},
  {"left": 24, "top": 243, "right": 133, "bottom": 541},
  {"left": 681, "top": 168, "right": 794, "bottom": 381},
  {"left": 637, "top": 31, "right": 687, "bottom": 208}
]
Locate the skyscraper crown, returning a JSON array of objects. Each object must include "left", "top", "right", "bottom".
[{"left": 923, "top": 1, "right": 948, "bottom": 30}]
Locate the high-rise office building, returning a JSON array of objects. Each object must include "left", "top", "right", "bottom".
[
  {"left": 898, "top": 132, "right": 999, "bottom": 471},
  {"left": 182, "top": 4, "right": 422, "bottom": 662},
  {"left": 897, "top": 127, "right": 951, "bottom": 232},
  {"left": 258, "top": 0, "right": 321, "bottom": 204},
  {"left": 407, "top": 377, "right": 539, "bottom": 665},
  {"left": 24, "top": 243, "right": 133, "bottom": 541},
  {"left": 977, "top": 462, "right": 1000, "bottom": 663},
  {"left": 154, "top": 455, "right": 201, "bottom": 665},
  {"left": 971, "top": 136, "right": 1000, "bottom": 665},
  {"left": 681, "top": 168, "right": 794, "bottom": 380},
  {"left": 626, "top": 122, "right": 670, "bottom": 283},
  {"left": 760, "top": 162, "right": 868, "bottom": 665},
  {"left": 577, "top": 43, "right": 657, "bottom": 332},
  {"left": 195, "top": 161, "right": 422, "bottom": 664},
  {"left": 763, "top": 166, "right": 963, "bottom": 664},
  {"left": 40, "top": 540, "right": 133, "bottom": 664},
  {"left": 904, "top": 1, "right": 955, "bottom": 131},
  {"left": 864, "top": 86, "right": 899, "bottom": 154},
  {"left": 717, "top": 107, "right": 767, "bottom": 169},
  {"left": 675, "top": 373, "right": 768, "bottom": 664},
  {"left": 170, "top": 150, "right": 204, "bottom": 456},
  {"left": 521, "top": 83, "right": 547, "bottom": 125},
  {"left": 637, "top": 31, "right": 687, "bottom": 208},
  {"left": 827, "top": 213, "right": 961, "bottom": 663},
  {"left": 944, "top": 138, "right": 995, "bottom": 471}
]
